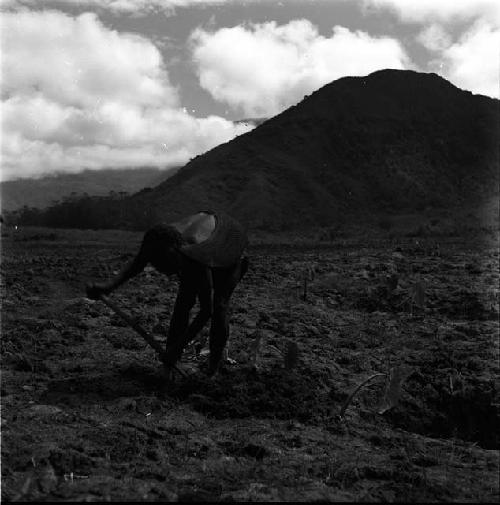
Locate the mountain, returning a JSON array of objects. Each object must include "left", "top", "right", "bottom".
[
  {"left": 9, "top": 70, "right": 497, "bottom": 232},
  {"left": 0, "top": 167, "right": 178, "bottom": 212},
  {"left": 127, "top": 69, "right": 498, "bottom": 231}
]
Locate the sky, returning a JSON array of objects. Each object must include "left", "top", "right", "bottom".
[{"left": 0, "top": 0, "right": 498, "bottom": 181}]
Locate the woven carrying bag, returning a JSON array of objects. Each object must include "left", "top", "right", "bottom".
[{"left": 180, "top": 211, "right": 248, "bottom": 268}]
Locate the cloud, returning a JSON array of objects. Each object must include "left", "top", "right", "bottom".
[
  {"left": 362, "top": 0, "right": 500, "bottom": 27},
  {"left": 362, "top": 1, "right": 499, "bottom": 99},
  {"left": 0, "top": 0, "right": 234, "bottom": 16},
  {"left": 1, "top": 9, "right": 252, "bottom": 180},
  {"left": 438, "top": 22, "right": 500, "bottom": 98},
  {"left": 3, "top": 11, "right": 176, "bottom": 109},
  {"left": 190, "top": 20, "right": 411, "bottom": 117},
  {"left": 416, "top": 24, "right": 452, "bottom": 52},
  {"left": 2, "top": 0, "right": 498, "bottom": 24},
  {"left": 414, "top": 21, "right": 499, "bottom": 99}
]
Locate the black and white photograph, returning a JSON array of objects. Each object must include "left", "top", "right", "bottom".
[{"left": 0, "top": 0, "right": 498, "bottom": 502}]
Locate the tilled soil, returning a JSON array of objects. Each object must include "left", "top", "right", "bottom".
[{"left": 1, "top": 228, "right": 498, "bottom": 502}]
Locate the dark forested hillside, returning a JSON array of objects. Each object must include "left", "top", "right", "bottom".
[{"left": 128, "top": 69, "right": 498, "bottom": 230}]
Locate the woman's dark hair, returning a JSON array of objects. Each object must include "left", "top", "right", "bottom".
[{"left": 143, "top": 224, "right": 184, "bottom": 249}]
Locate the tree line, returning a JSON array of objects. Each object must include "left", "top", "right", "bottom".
[{"left": 4, "top": 190, "right": 156, "bottom": 231}]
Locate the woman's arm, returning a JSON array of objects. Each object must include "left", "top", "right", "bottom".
[{"left": 86, "top": 242, "right": 150, "bottom": 299}]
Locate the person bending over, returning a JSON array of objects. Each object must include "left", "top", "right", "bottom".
[{"left": 86, "top": 211, "right": 249, "bottom": 376}]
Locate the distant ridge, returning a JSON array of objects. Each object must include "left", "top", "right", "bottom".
[
  {"left": 127, "top": 69, "right": 498, "bottom": 230},
  {"left": 0, "top": 166, "right": 178, "bottom": 212}
]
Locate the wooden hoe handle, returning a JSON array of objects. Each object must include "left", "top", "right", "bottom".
[{"left": 98, "top": 294, "right": 186, "bottom": 377}]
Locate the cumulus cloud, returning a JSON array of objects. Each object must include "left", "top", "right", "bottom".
[
  {"left": 1, "top": 10, "right": 252, "bottom": 180},
  {"left": 438, "top": 22, "right": 500, "bottom": 98},
  {"left": 190, "top": 20, "right": 410, "bottom": 117},
  {"left": 416, "top": 24, "right": 452, "bottom": 52},
  {"left": 413, "top": 20, "right": 499, "bottom": 99},
  {"left": 370, "top": 0, "right": 499, "bottom": 98}
]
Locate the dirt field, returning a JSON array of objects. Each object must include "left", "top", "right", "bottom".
[{"left": 1, "top": 227, "right": 498, "bottom": 502}]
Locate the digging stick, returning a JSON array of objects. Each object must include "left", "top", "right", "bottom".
[
  {"left": 338, "top": 373, "right": 386, "bottom": 419},
  {"left": 98, "top": 294, "right": 186, "bottom": 377}
]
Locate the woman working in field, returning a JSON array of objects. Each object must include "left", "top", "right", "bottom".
[{"left": 86, "top": 211, "right": 249, "bottom": 377}]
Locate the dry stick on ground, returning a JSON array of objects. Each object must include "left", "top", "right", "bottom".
[
  {"left": 250, "top": 331, "right": 299, "bottom": 371},
  {"left": 98, "top": 294, "right": 187, "bottom": 378},
  {"left": 267, "top": 342, "right": 300, "bottom": 370},
  {"left": 338, "top": 373, "right": 387, "bottom": 419}
]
